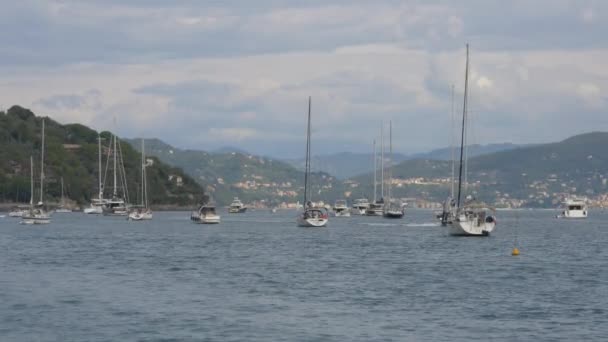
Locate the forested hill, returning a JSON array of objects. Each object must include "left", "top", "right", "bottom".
[
  {"left": 0, "top": 106, "right": 204, "bottom": 207},
  {"left": 126, "top": 138, "right": 341, "bottom": 206}
]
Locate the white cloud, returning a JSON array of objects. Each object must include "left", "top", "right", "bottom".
[
  {"left": 582, "top": 8, "right": 595, "bottom": 23},
  {"left": 475, "top": 76, "right": 494, "bottom": 89},
  {"left": 1, "top": 1, "right": 608, "bottom": 156}
]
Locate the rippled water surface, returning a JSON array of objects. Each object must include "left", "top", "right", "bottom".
[{"left": 1, "top": 209, "right": 607, "bottom": 341}]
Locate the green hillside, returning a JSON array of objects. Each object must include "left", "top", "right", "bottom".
[
  {"left": 127, "top": 138, "right": 347, "bottom": 206},
  {"left": 0, "top": 106, "right": 204, "bottom": 207}
]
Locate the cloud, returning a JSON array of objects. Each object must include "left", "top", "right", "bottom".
[{"left": 0, "top": 1, "right": 607, "bottom": 157}]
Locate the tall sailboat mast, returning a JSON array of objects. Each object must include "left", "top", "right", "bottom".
[
  {"left": 303, "top": 96, "right": 311, "bottom": 206},
  {"left": 388, "top": 121, "right": 392, "bottom": 203},
  {"left": 113, "top": 134, "right": 118, "bottom": 198},
  {"left": 98, "top": 134, "right": 103, "bottom": 199},
  {"left": 39, "top": 119, "right": 45, "bottom": 205},
  {"left": 456, "top": 44, "right": 470, "bottom": 209},
  {"left": 30, "top": 156, "right": 34, "bottom": 209},
  {"left": 141, "top": 139, "right": 148, "bottom": 208},
  {"left": 372, "top": 139, "right": 377, "bottom": 203},
  {"left": 450, "top": 84, "right": 456, "bottom": 199},
  {"left": 61, "top": 177, "right": 65, "bottom": 206},
  {"left": 380, "top": 123, "right": 384, "bottom": 200}
]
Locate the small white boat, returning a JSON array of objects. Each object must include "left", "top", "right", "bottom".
[
  {"left": 85, "top": 134, "right": 108, "bottom": 214},
  {"left": 382, "top": 121, "right": 404, "bottom": 220},
  {"left": 21, "top": 208, "right": 51, "bottom": 225},
  {"left": 55, "top": 177, "right": 73, "bottom": 213},
  {"left": 352, "top": 198, "right": 369, "bottom": 215},
  {"left": 84, "top": 202, "right": 105, "bottom": 214},
  {"left": 128, "top": 139, "right": 153, "bottom": 221},
  {"left": 103, "top": 198, "right": 129, "bottom": 216},
  {"left": 102, "top": 133, "right": 130, "bottom": 216},
  {"left": 21, "top": 122, "right": 51, "bottom": 225},
  {"left": 383, "top": 200, "right": 404, "bottom": 219},
  {"left": 191, "top": 205, "right": 220, "bottom": 224},
  {"left": 332, "top": 200, "right": 351, "bottom": 217},
  {"left": 557, "top": 198, "right": 588, "bottom": 219},
  {"left": 128, "top": 208, "right": 153, "bottom": 221},
  {"left": 297, "top": 207, "right": 329, "bottom": 227},
  {"left": 228, "top": 197, "right": 247, "bottom": 213}
]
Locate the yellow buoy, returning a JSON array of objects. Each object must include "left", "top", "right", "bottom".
[{"left": 511, "top": 247, "right": 520, "bottom": 256}]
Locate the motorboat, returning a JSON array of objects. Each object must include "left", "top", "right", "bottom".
[
  {"left": 191, "top": 204, "right": 221, "bottom": 224},
  {"left": 228, "top": 197, "right": 247, "bottom": 213},
  {"left": 332, "top": 200, "right": 351, "bottom": 217},
  {"left": 352, "top": 198, "right": 369, "bottom": 215},
  {"left": 557, "top": 198, "right": 588, "bottom": 219}
]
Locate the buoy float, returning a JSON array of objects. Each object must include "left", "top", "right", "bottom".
[{"left": 511, "top": 247, "right": 520, "bottom": 256}]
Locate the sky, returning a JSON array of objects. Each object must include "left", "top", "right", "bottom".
[{"left": 0, "top": 0, "right": 607, "bottom": 158}]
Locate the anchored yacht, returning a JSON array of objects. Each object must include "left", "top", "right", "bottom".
[
  {"left": 333, "top": 200, "right": 351, "bottom": 217},
  {"left": 557, "top": 198, "right": 588, "bottom": 219},
  {"left": 352, "top": 198, "right": 369, "bottom": 215},
  {"left": 191, "top": 204, "right": 221, "bottom": 224},
  {"left": 228, "top": 197, "right": 247, "bottom": 213}
]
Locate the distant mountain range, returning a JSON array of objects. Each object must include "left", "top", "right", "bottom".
[
  {"left": 283, "top": 143, "right": 520, "bottom": 179},
  {"left": 126, "top": 138, "right": 339, "bottom": 206},
  {"left": 129, "top": 132, "right": 608, "bottom": 208},
  {"left": 3, "top": 104, "right": 601, "bottom": 209},
  {"left": 350, "top": 132, "right": 608, "bottom": 207}
]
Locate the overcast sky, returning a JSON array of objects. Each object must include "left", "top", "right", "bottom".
[{"left": 1, "top": 0, "right": 607, "bottom": 157}]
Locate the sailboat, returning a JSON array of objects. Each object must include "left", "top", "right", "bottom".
[
  {"left": 84, "top": 134, "right": 108, "bottom": 214},
  {"left": 447, "top": 44, "right": 497, "bottom": 236},
  {"left": 297, "top": 97, "right": 329, "bottom": 227},
  {"left": 55, "top": 177, "right": 72, "bottom": 213},
  {"left": 128, "top": 139, "right": 153, "bottom": 221},
  {"left": 103, "top": 133, "right": 129, "bottom": 216},
  {"left": 383, "top": 121, "right": 404, "bottom": 218},
  {"left": 440, "top": 85, "right": 457, "bottom": 225},
  {"left": 365, "top": 132, "right": 384, "bottom": 216},
  {"left": 21, "top": 119, "right": 51, "bottom": 225}
]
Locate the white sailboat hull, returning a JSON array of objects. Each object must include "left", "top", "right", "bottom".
[
  {"left": 84, "top": 206, "right": 103, "bottom": 214},
  {"left": 448, "top": 215, "right": 496, "bottom": 236},
  {"left": 128, "top": 211, "right": 153, "bottom": 221},
  {"left": 297, "top": 216, "right": 328, "bottom": 227},
  {"left": 20, "top": 218, "right": 51, "bottom": 225}
]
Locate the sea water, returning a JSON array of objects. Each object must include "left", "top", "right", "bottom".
[{"left": 1, "top": 209, "right": 607, "bottom": 341}]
